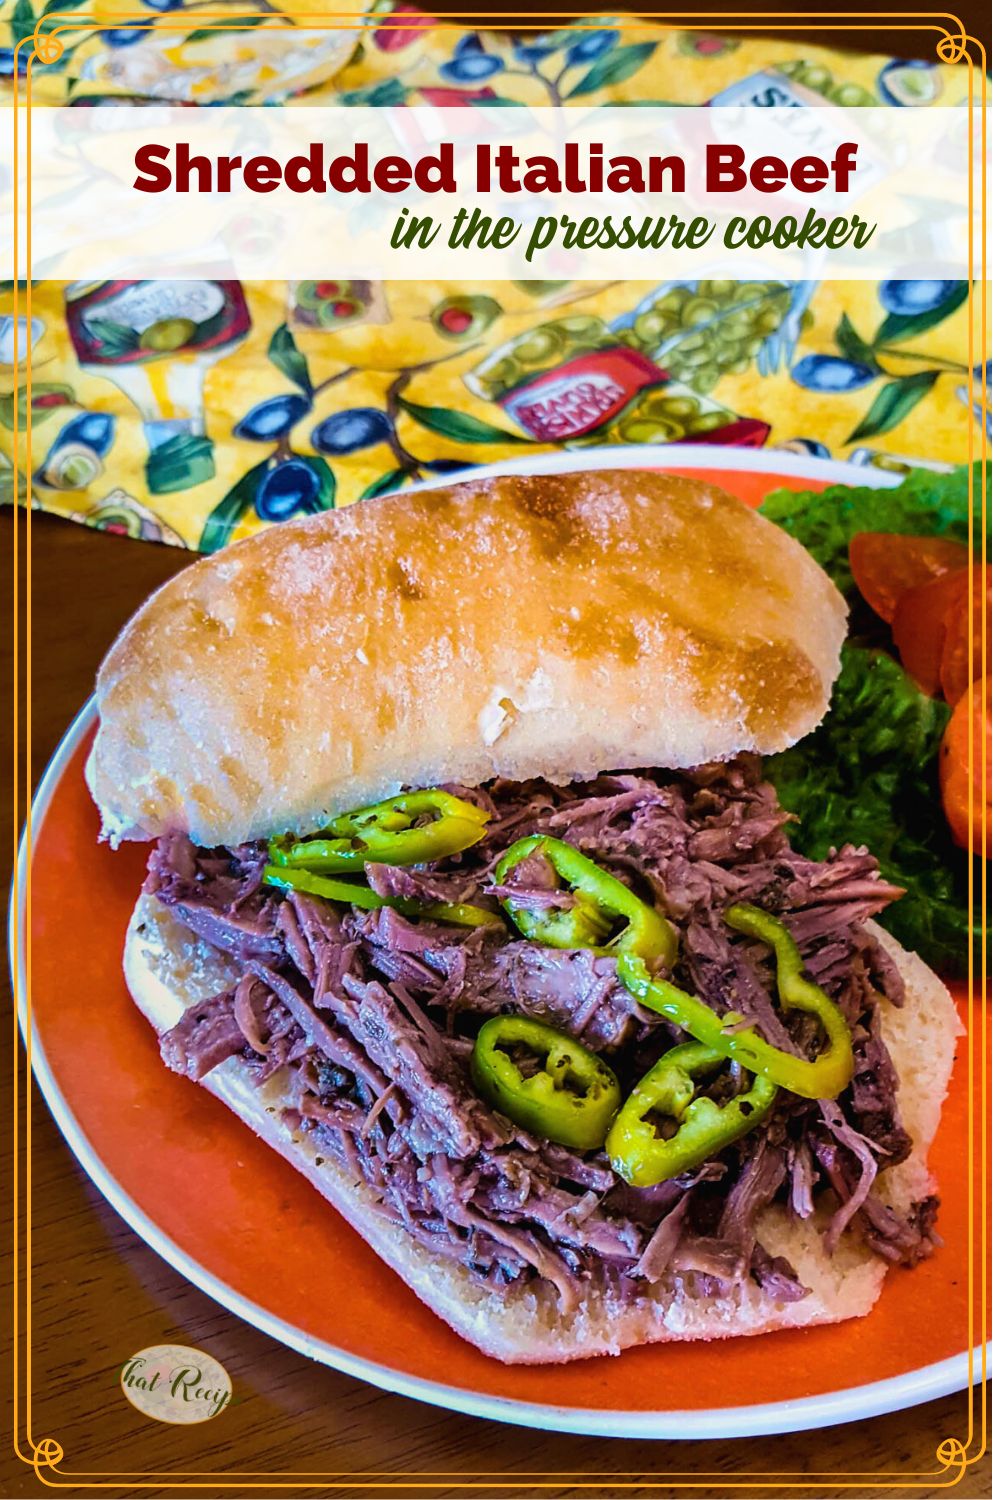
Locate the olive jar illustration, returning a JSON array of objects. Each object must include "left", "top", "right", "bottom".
[
  {"left": 64, "top": 281, "right": 251, "bottom": 494},
  {"left": 466, "top": 310, "right": 769, "bottom": 448}
]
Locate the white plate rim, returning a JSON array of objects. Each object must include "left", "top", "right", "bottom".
[{"left": 12, "top": 447, "right": 989, "bottom": 1442}]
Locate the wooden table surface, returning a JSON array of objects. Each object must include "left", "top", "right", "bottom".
[
  {"left": 1, "top": 4, "right": 992, "bottom": 1487},
  {"left": 3, "top": 508, "right": 990, "bottom": 1499}
]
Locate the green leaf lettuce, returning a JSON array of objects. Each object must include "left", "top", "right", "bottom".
[
  {"left": 759, "top": 462, "right": 988, "bottom": 597},
  {"left": 767, "top": 645, "right": 977, "bottom": 975},
  {"left": 760, "top": 461, "right": 990, "bottom": 976}
]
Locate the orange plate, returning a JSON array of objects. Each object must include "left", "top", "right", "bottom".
[{"left": 22, "top": 462, "right": 978, "bottom": 1435}]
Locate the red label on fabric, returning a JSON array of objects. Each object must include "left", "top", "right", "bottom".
[{"left": 500, "top": 348, "right": 664, "bottom": 440}]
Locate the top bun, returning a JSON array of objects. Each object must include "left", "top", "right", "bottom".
[{"left": 86, "top": 468, "right": 847, "bottom": 847}]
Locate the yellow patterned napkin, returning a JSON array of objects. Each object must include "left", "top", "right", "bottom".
[{"left": 0, "top": 8, "right": 989, "bottom": 549}]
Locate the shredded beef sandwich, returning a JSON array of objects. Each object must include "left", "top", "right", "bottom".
[{"left": 87, "top": 470, "right": 960, "bottom": 1362}]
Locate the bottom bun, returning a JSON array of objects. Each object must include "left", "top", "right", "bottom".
[{"left": 124, "top": 892, "right": 961, "bottom": 1364}]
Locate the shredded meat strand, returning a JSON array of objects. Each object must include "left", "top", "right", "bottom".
[{"left": 151, "top": 758, "right": 934, "bottom": 1303}]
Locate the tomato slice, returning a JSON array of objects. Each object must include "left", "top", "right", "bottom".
[
  {"left": 849, "top": 532, "right": 969, "bottom": 623},
  {"left": 892, "top": 566, "right": 972, "bottom": 697},
  {"left": 940, "top": 676, "right": 991, "bottom": 856},
  {"left": 940, "top": 565, "right": 991, "bottom": 706}
]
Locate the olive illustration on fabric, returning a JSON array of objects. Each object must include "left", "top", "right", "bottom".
[
  {"left": 295, "top": 281, "right": 365, "bottom": 326},
  {"left": 876, "top": 59, "right": 942, "bottom": 106},
  {"left": 515, "top": 280, "right": 569, "bottom": 297},
  {"left": 0, "top": 381, "right": 74, "bottom": 430},
  {"left": 311, "top": 408, "right": 392, "bottom": 455},
  {"left": 778, "top": 437, "right": 833, "bottom": 459},
  {"left": 615, "top": 281, "right": 800, "bottom": 394},
  {"left": 288, "top": 282, "right": 389, "bottom": 337},
  {"left": 579, "top": 385, "right": 739, "bottom": 448},
  {"left": 1, "top": 47, "right": 30, "bottom": 78},
  {"left": 676, "top": 32, "right": 740, "bottom": 58},
  {"left": 775, "top": 57, "right": 876, "bottom": 104},
  {"left": 37, "top": 410, "right": 116, "bottom": 490},
  {"left": 100, "top": 28, "right": 147, "bottom": 47},
  {"left": 54, "top": 411, "right": 115, "bottom": 454},
  {"left": 877, "top": 281, "right": 963, "bottom": 316},
  {"left": 431, "top": 296, "right": 501, "bottom": 340},
  {"left": 512, "top": 39, "right": 559, "bottom": 64},
  {"left": 64, "top": 282, "right": 251, "bottom": 495},
  {"left": 791, "top": 355, "right": 877, "bottom": 392},
  {"left": 564, "top": 29, "right": 616, "bottom": 64},
  {"left": 139, "top": 317, "right": 198, "bottom": 353},
  {"left": 255, "top": 458, "right": 323, "bottom": 521},
  {"left": 440, "top": 35, "right": 505, "bottom": 82},
  {"left": 424, "top": 458, "right": 477, "bottom": 475},
  {"left": 513, "top": 327, "right": 565, "bottom": 364},
  {"left": 617, "top": 416, "right": 683, "bottom": 444},
  {"left": 82, "top": 491, "right": 185, "bottom": 544},
  {"left": 234, "top": 394, "right": 311, "bottom": 441},
  {"left": 466, "top": 313, "right": 620, "bottom": 406}
]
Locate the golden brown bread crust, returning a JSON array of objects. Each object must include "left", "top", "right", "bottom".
[{"left": 86, "top": 469, "right": 847, "bottom": 847}]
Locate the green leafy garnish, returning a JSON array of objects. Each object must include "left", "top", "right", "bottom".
[
  {"left": 766, "top": 645, "right": 974, "bottom": 973},
  {"left": 760, "top": 463, "right": 988, "bottom": 598},
  {"left": 760, "top": 462, "right": 990, "bottom": 977}
]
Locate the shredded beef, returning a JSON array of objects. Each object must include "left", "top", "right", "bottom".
[
  {"left": 159, "top": 989, "right": 245, "bottom": 1081},
  {"left": 152, "top": 757, "right": 931, "bottom": 1304},
  {"left": 750, "top": 1244, "right": 810, "bottom": 1302},
  {"left": 334, "top": 973, "right": 508, "bottom": 1160},
  {"left": 146, "top": 834, "right": 282, "bottom": 963}
]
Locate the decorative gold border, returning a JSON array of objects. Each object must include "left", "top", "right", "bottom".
[{"left": 9, "top": 11, "right": 991, "bottom": 1490}]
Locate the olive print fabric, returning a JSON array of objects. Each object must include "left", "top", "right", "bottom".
[{"left": 0, "top": 9, "right": 989, "bottom": 550}]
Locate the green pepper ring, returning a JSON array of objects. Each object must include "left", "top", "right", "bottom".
[
  {"left": 606, "top": 1040, "right": 778, "bottom": 1186},
  {"left": 494, "top": 834, "right": 677, "bottom": 970},
  {"left": 471, "top": 1014, "right": 622, "bottom": 1151},
  {"left": 269, "top": 789, "right": 489, "bottom": 874},
  {"left": 617, "top": 900, "right": 855, "bottom": 1103}
]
